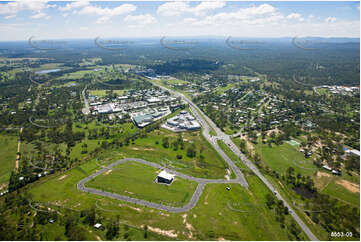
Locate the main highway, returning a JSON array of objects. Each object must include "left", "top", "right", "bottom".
[{"left": 151, "top": 80, "right": 318, "bottom": 241}]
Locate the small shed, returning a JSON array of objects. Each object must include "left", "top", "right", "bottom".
[
  {"left": 94, "top": 223, "right": 102, "bottom": 229},
  {"left": 157, "top": 170, "right": 175, "bottom": 184}
]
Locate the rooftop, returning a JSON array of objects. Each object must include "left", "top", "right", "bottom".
[{"left": 157, "top": 170, "right": 175, "bottom": 181}]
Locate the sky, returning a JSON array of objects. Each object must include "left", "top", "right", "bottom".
[{"left": 0, "top": 0, "right": 360, "bottom": 41}]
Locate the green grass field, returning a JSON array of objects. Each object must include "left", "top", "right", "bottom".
[
  {"left": 86, "top": 161, "right": 198, "bottom": 206},
  {"left": 0, "top": 133, "right": 18, "bottom": 187},
  {"left": 255, "top": 137, "right": 359, "bottom": 208},
  {"left": 252, "top": 137, "right": 360, "bottom": 240},
  {"left": 255, "top": 137, "right": 317, "bottom": 177},
  {"left": 89, "top": 89, "right": 127, "bottom": 97},
  {"left": 119, "top": 128, "right": 229, "bottom": 179},
  {"left": 321, "top": 179, "right": 360, "bottom": 207},
  {"left": 189, "top": 176, "right": 307, "bottom": 240},
  {"left": 27, "top": 154, "right": 301, "bottom": 240}
]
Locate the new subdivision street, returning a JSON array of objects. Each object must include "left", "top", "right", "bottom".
[{"left": 78, "top": 158, "right": 242, "bottom": 213}]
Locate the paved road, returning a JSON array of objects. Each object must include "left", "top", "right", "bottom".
[
  {"left": 77, "top": 158, "right": 239, "bottom": 213},
  {"left": 153, "top": 83, "right": 249, "bottom": 188},
  {"left": 151, "top": 81, "right": 318, "bottom": 241}
]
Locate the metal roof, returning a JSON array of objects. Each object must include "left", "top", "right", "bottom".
[{"left": 157, "top": 170, "right": 175, "bottom": 181}]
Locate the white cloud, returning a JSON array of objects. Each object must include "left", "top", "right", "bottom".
[
  {"left": 183, "top": 18, "right": 198, "bottom": 24},
  {"left": 325, "top": 16, "right": 336, "bottom": 23},
  {"left": 30, "top": 12, "right": 50, "bottom": 20},
  {"left": 190, "top": 4, "right": 284, "bottom": 26},
  {"left": 77, "top": 3, "right": 136, "bottom": 23},
  {"left": 4, "top": 15, "right": 16, "bottom": 19},
  {"left": 0, "top": 1, "right": 50, "bottom": 15},
  {"left": 124, "top": 14, "right": 157, "bottom": 25},
  {"left": 157, "top": 1, "right": 226, "bottom": 17},
  {"left": 59, "top": 0, "right": 89, "bottom": 12},
  {"left": 287, "top": 13, "right": 301, "bottom": 19},
  {"left": 78, "top": 4, "right": 136, "bottom": 16}
]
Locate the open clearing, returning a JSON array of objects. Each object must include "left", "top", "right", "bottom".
[
  {"left": 85, "top": 160, "right": 198, "bottom": 207},
  {"left": 0, "top": 133, "right": 18, "bottom": 186},
  {"left": 335, "top": 179, "right": 360, "bottom": 193},
  {"left": 120, "top": 128, "right": 229, "bottom": 179},
  {"left": 27, "top": 152, "right": 299, "bottom": 240}
]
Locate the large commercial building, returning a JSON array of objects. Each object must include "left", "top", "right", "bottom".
[{"left": 162, "top": 110, "right": 201, "bottom": 132}]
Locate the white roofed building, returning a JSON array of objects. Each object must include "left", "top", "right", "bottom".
[{"left": 157, "top": 170, "right": 175, "bottom": 184}]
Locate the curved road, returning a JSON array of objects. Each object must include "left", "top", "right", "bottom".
[
  {"left": 77, "top": 158, "right": 240, "bottom": 213},
  {"left": 151, "top": 81, "right": 318, "bottom": 241}
]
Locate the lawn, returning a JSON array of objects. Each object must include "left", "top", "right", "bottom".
[
  {"left": 59, "top": 70, "right": 94, "bottom": 79},
  {"left": 86, "top": 160, "right": 198, "bottom": 207},
  {"left": 27, "top": 154, "right": 300, "bottom": 240},
  {"left": 255, "top": 137, "right": 360, "bottom": 208},
  {"left": 0, "top": 133, "right": 18, "bottom": 187},
  {"left": 89, "top": 89, "right": 127, "bottom": 97},
  {"left": 188, "top": 176, "right": 308, "bottom": 240},
  {"left": 321, "top": 179, "right": 360, "bottom": 207},
  {"left": 255, "top": 137, "right": 317, "bottom": 177},
  {"left": 120, "top": 128, "right": 229, "bottom": 179},
  {"left": 252, "top": 138, "right": 360, "bottom": 240}
]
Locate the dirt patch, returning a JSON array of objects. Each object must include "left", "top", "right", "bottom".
[
  {"left": 58, "top": 175, "right": 68, "bottom": 181},
  {"left": 335, "top": 179, "right": 360, "bottom": 193},
  {"left": 304, "top": 214, "right": 316, "bottom": 225},
  {"left": 104, "top": 170, "right": 112, "bottom": 175},
  {"left": 225, "top": 169, "right": 231, "bottom": 180},
  {"left": 182, "top": 214, "right": 194, "bottom": 239},
  {"left": 182, "top": 214, "right": 187, "bottom": 224},
  {"left": 87, "top": 229, "right": 101, "bottom": 241},
  {"left": 218, "top": 237, "right": 227, "bottom": 241},
  {"left": 147, "top": 226, "right": 178, "bottom": 238},
  {"left": 128, "top": 206, "right": 142, "bottom": 212},
  {"left": 124, "top": 190, "right": 134, "bottom": 195},
  {"left": 143, "top": 148, "right": 155, "bottom": 151},
  {"left": 73, "top": 203, "right": 81, "bottom": 208},
  {"left": 131, "top": 147, "right": 154, "bottom": 151},
  {"left": 0, "top": 183, "right": 7, "bottom": 190},
  {"left": 316, "top": 171, "right": 331, "bottom": 178},
  {"left": 266, "top": 128, "right": 280, "bottom": 136},
  {"left": 204, "top": 194, "right": 209, "bottom": 205},
  {"left": 159, "top": 212, "right": 170, "bottom": 217}
]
